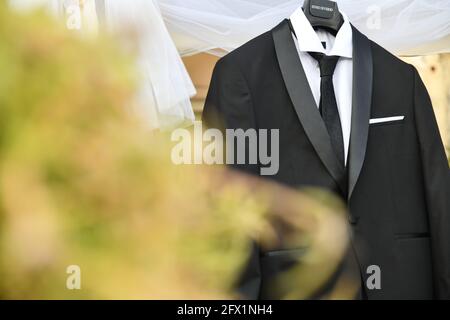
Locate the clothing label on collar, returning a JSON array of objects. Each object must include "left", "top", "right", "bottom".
[{"left": 310, "top": 0, "right": 335, "bottom": 19}]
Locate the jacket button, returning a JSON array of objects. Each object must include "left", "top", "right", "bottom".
[{"left": 348, "top": 215, "right": 359, "bottom": 225}]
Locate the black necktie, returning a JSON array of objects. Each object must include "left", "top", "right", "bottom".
[{"left": 309, "top": 52, "right": 345, "bottom": 169}]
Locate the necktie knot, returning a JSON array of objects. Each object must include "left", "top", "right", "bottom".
[{"left": 309, "top": 52, "right": 340, "bottom": 77}]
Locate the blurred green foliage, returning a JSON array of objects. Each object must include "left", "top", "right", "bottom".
[{"left": 0, "top": 3, "right": 352, "bottom": 299}]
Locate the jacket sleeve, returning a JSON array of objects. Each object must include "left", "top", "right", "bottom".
[
  {"left": 202, "top": 57, "right": 261, "bottom": 299},
  {"left": 203, "top": 57, "right": 256, "bottom": 143},
  {"left": 202, "top": 55, "right": 261, "bottom": 177},
  {"left": 412, "top": 66, "right": 450, "bottom": 299}
]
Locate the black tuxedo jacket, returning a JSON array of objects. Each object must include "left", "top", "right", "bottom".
[{"left": 203, "top": 19, "right": 450, "bottom": 300}]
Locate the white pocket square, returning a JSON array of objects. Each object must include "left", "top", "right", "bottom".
[{"left": 369, "top": 116, "right": 405, "bottom": 124}]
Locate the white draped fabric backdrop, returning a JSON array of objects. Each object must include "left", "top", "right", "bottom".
[{"left": 9, "top": 0, "right": 450, "bottom": 130}]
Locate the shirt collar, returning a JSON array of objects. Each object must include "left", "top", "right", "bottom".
[{"left": 290, "top": 6, "right": 353, "bottom": 58}]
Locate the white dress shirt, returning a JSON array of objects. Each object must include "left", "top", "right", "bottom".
[{"left": 290, "top": 7, "right": 353, "bottom": 164}]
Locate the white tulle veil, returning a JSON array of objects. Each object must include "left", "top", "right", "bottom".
[
  {"left": 161, "top": 0, "right": 450, "bottom": 57},
  {"left": 104, "top": 0, "right": 196, "bottom": 130}
]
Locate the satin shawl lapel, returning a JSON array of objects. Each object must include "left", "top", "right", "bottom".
[
  {"left": 272, "top": 20, "right": 346, "bottom": 192},
  {"left": 348, "top": 26, "right": 373, "bottom": 200}
]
